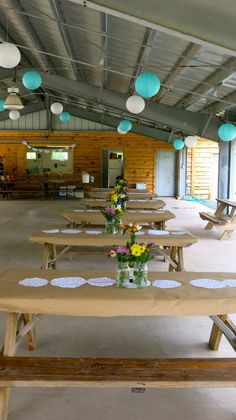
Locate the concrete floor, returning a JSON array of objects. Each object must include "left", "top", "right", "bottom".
[{"left": 0, "top": 198, "right": 236, "bottom": 420}]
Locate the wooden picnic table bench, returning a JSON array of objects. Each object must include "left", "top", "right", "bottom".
[
  {"left": 1, "top": 268, "right": 236, "bottom": 419},
  {"left": 199, "top": 198, "right": 236, "bottom": 239}
]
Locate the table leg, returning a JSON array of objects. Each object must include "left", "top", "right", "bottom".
[
  {"left": 50, "top": 244, "right": 57, "bottom": 269},
  {"left": 177, "top": 247, "right": 184, "bottom": 271},
  {"left": 209, "top": 314, "right": 227, "bottom": 350},
  {"left": 22, "top": 314, "right": 37, "bottom": 351},
  {"left": 219, "top": 230, "right": 233, "bottom": 240},
  {"left": 42, "top": 243, "right": 53, "bottom": 269},
  {"left": 169, "top": 247, "right": 177, "bottom": 272},
  {"left": 0, "top": 312, "right": 19, "bottom": 420}
]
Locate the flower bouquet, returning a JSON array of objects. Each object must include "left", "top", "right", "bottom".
[
  {"left": 108, "top": 179, "right": 128, "bottom": 211},
  {"left": 109, "top": 223, "right": 155, "bottom": 288},
  {"left": 102, "top": 206, "right": 123, "bottom": 234}
]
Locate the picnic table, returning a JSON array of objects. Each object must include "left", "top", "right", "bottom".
[
  {"left": 62, "top": 209, "right": 175, "bottom": 230},
  {"left": 199, "top": 198, "right": 236, "bottom": 239},
  {"left": 1, "top": 268, "right": 236, "bottom": 419},
  {"left": 80, "top": 198, "right": 165, "bottom": 210},
  {"left": 90, "top": 187, "right": 147, "bottom": 193},
  {"left": 29, "top": 229, "right": 197, "bottom": 271},
  {"left": 88, "top": 191, "right": 157, "bottom": 200}
]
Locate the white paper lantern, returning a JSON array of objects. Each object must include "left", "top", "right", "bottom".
[
  {"left": 50, "top": 102, "right": 63, "bottom": 115},
  {"left": 126, "top": 95, "right": 145, "bottom": 114},
  {"left": 9, "top": 110, "right": 20, "bottom": 120},
  {"left": 117, "top": 126, "right": 127, "bottom": 134},
  {"left": 0, "top": 42, "right": 21, "bottom": 68},
  {"left": 184, "top": 135, "right": 198, "bottom": 148}
]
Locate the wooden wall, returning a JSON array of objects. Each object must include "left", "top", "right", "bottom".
[
  {"left": 0, "top": 132, "right": 174, "bottom": 191},
  {"left": 186, "top": 139, "right": 219, "bottom": 199}
]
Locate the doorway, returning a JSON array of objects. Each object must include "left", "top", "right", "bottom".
[
  {"left": 210, "top": 153, "right": 219, "bottom": 199},
  {"left": 155, "top": 150, "right": 176, "bottom": 196},
  {"left": 102, "top": 149, "right": 124, "bottom": 187}
]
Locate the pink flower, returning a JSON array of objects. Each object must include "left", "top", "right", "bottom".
[
  {"left": 108, "top": 250, "right": 117, "bottom": 258},
  {"left": 116, "top": 246, "right": 131, "bottom": 255}
]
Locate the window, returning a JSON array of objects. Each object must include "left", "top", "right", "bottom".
[
  {"left": 51, "top": 151, "right": 68, "bottom": 161},
  {"left": 26, "top": 152, "right": 37, "bottom": 160}
]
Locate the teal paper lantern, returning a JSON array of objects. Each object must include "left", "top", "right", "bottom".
[
  {"left": 173, "top": 138, "right": 185, "bottom": 150},
  {"left": 59, "top": 112, "right": 71, "bottom": 123},
  {"left": 218, "top": 123, "right": 236, "bottom": 142},
  {"left": 22, "top": 71, "right": 42, "bottom": 90},
  {"left": 0, "top": 99, "right": 5, "bottom": 112},
  {"left": 135, "top": 72, "right": 161, "bottom": 98},
  {"left": 119, "top": 119, "right": 132, "bottom": 132}
]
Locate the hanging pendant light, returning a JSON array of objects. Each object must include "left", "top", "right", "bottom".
[{"left": 4, "top": 88, "right": 24, "bottom": 110}]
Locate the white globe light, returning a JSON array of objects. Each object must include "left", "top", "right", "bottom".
[
  {"left": 184, "top": 135, "right": 198, "bottom": 148},
  {"left": 9, "top": 110, "right": 20, "bottom": 120},
  {"left": 0, "top": 42, "right": 21, "bottom": 68},
  {"left": 117, "top": 126, "right": 127, "bottom": 134},
  {"left": 50, "top": 102, "right": 63, "bottom": 115},
  {"left": 126, "top": 95, "right": 145, "bottom": 114}
]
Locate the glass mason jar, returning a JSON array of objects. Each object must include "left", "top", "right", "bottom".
[
  {"left": 116, "top": 261, "right": 130, "bottom": 287},
  {"left": 105, "top": 220, "right": 121, "bottom": 235},
  {"left": 133, "top": 262, "right": 148, "bottom": 288}
]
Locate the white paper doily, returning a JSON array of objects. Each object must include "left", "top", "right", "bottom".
[
  {"left": 170, "top": 231, "right": 187, "bottom": 235},
  {"left": 135, "top": 231, "right": 145, "bottom": 235},
  {"left": 223, "top": 279, "right": 236, "bottom": 287},
  {"left": 86, "top": 209, "right": 99, "bottom": 212},
  {"left": 139, "top": 210, "right": 152, "bottom": 213},
  {"left": 147, "top": 229, "right": 169, "bottom": 235},
  {"left": 155, "top": 210, "right": 165, "bottom": 213},
  {"left": 85, "top": 230, "right": 102, "bottom": 234},
  {"left": 152, "top": 280, "right": 182, "bottom": 289},
  {"left": 73, "top": 209, "right": 84, "bottom": 212},
  {"left": 190, "top": 279, "right": 225, "bottom": 289},
  {"left": 87, "top": 277, "right": 116, "bottom": 287},
  {"left": 60, "top": 229, "right": 81, "bottom": 234},
  {"left": 50, "top": 277, "right": 86, "bottom": 288},
  {"left": 42, "top": 229, "right": 59, "bottom": 234},
  {"left": 128, "top": 210, "right": 136, "bottom": 213},
  {"left": 126, "top": 280, "right": 151, "bottom": 288},
  {"left": 19, "top": 277, "right": 49, "bottom": 287}
]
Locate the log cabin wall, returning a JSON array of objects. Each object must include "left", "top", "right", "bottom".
[
  {"left": 0, "top": 132, "right": 174, "bottom": 192},
  {"left": 186, "top": 139, "right": 219, "bottom": 199}
]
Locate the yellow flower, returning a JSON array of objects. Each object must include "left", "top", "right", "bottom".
[
  {"left": 130, "top": 244, "right": 144, "bottom": 257},
  {"left": 111, "top": 194, "right": 118, "bottom": 203}
]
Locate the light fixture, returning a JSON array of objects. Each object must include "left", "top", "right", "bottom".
[
  {"left": 4, "top": 87, "right": 24, "bottom": 110},
  {"left": 0, "top": 42, "right": 21, "bottom": 68}
]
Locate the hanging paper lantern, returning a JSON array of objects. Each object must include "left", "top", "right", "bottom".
[
  {"left": 0, "top": 99, "right": 5, "bottom": 112},
  {"left": 218, "top": 123, "right": 236, "bottom": 142},
  {"left": 0, "top": 42, "right": 21, "bottom": 68},
  {"left": 184, "top": 135, "right": 198, "bottom": 148},
  {"left": 126, "top": 95, "right": 145, "bottom": 114},
  {"left": 117, "top": 126, "right": 127, "bottom": 134},
  {"left": 22, "top": 71, "right": 42, "bottom": 90},
  {"left": 135, "top": 72, "right": 161, "bottom": 98},
  {"left": 9, "top": 110, "right": 20, "bottom": 120},
  {"left": 50, "top": 102, "right": 63, "bottom": 115},
  {"left": 59, "top": 112, "right": 71, "bottom": 122},
  {"left": 119, "top": 119, "right": 132, "bottom": 132},
  {"left": 173, "top": 138, "right": 185, "bottom": 150}
]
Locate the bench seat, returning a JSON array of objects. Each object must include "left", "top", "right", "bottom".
[
  {"left": 1, "top": 356, "right": 236, "bottom": 388},
  {"left": 199, "top": 212, "right": 226, "bottom": 225}
]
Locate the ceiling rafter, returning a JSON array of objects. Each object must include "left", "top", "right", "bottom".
[
  {"left": 175, "top": 57, "right": 236, "bottom": 109},
  {"left": 157, "top": 42, "right": 201, "bottom": 102},
  {"left": 97, "top": 12, "right": 108, "bottom": 103},
  {"left": 10, "top": 0, "right": 55, "bottom": 72},
  {"left": 47, "top": 0, "right": 83, "bottom": 81},
  {"left": 128, "top": 28, "right": 158, "bottom": 93},
  {"left": 202, "top": 90, "right": 236, "bottom": 116}
]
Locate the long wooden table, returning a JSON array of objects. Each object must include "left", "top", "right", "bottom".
[
  {"left": 199, "top": 198, "right": 236, "bottom": 239},
  {"left": 0, "top": 268, "right": 236, "bottom": 419},
  {"left": 62, "top": 209, "right": 175, "bottom": 230},
  {"left": 88, "top": 191, "right": 157, "bottom": 200},
  {"left": 29, "top": 229, "right": 197, "bottom": 271},
  {"left": 80, "top": 198, "right": 166, "bottom": 210}
]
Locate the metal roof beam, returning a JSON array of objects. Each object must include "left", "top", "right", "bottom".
[
  {"left": 157, "top": 43, "right": 201, "bottom": 102},
  {"left": 128, "top": 28, "right": 158, "bottom": 93},
  {"left": 10, "top": 0, "right": 55, "bottom": 71},
  {"left": 203, "top": 91, "right": 236, "bottom": 115},
  {"left": 97, "top": 12, "right": 108, "bottom": 102},
  {"left": 175, "top": 57, "right": 236, "bottom": 109},
  {"left": 69, "top": 0, "right": 236, "bottom": 58},
  {"left": 38, "top": 71, "right": 221, "bottom": 141},
  {"left": 64, "top": 104, "right": 174, "bottom": 141},
  {"left": 48, "top": 0, "right": 83, "bottom": 81}
]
